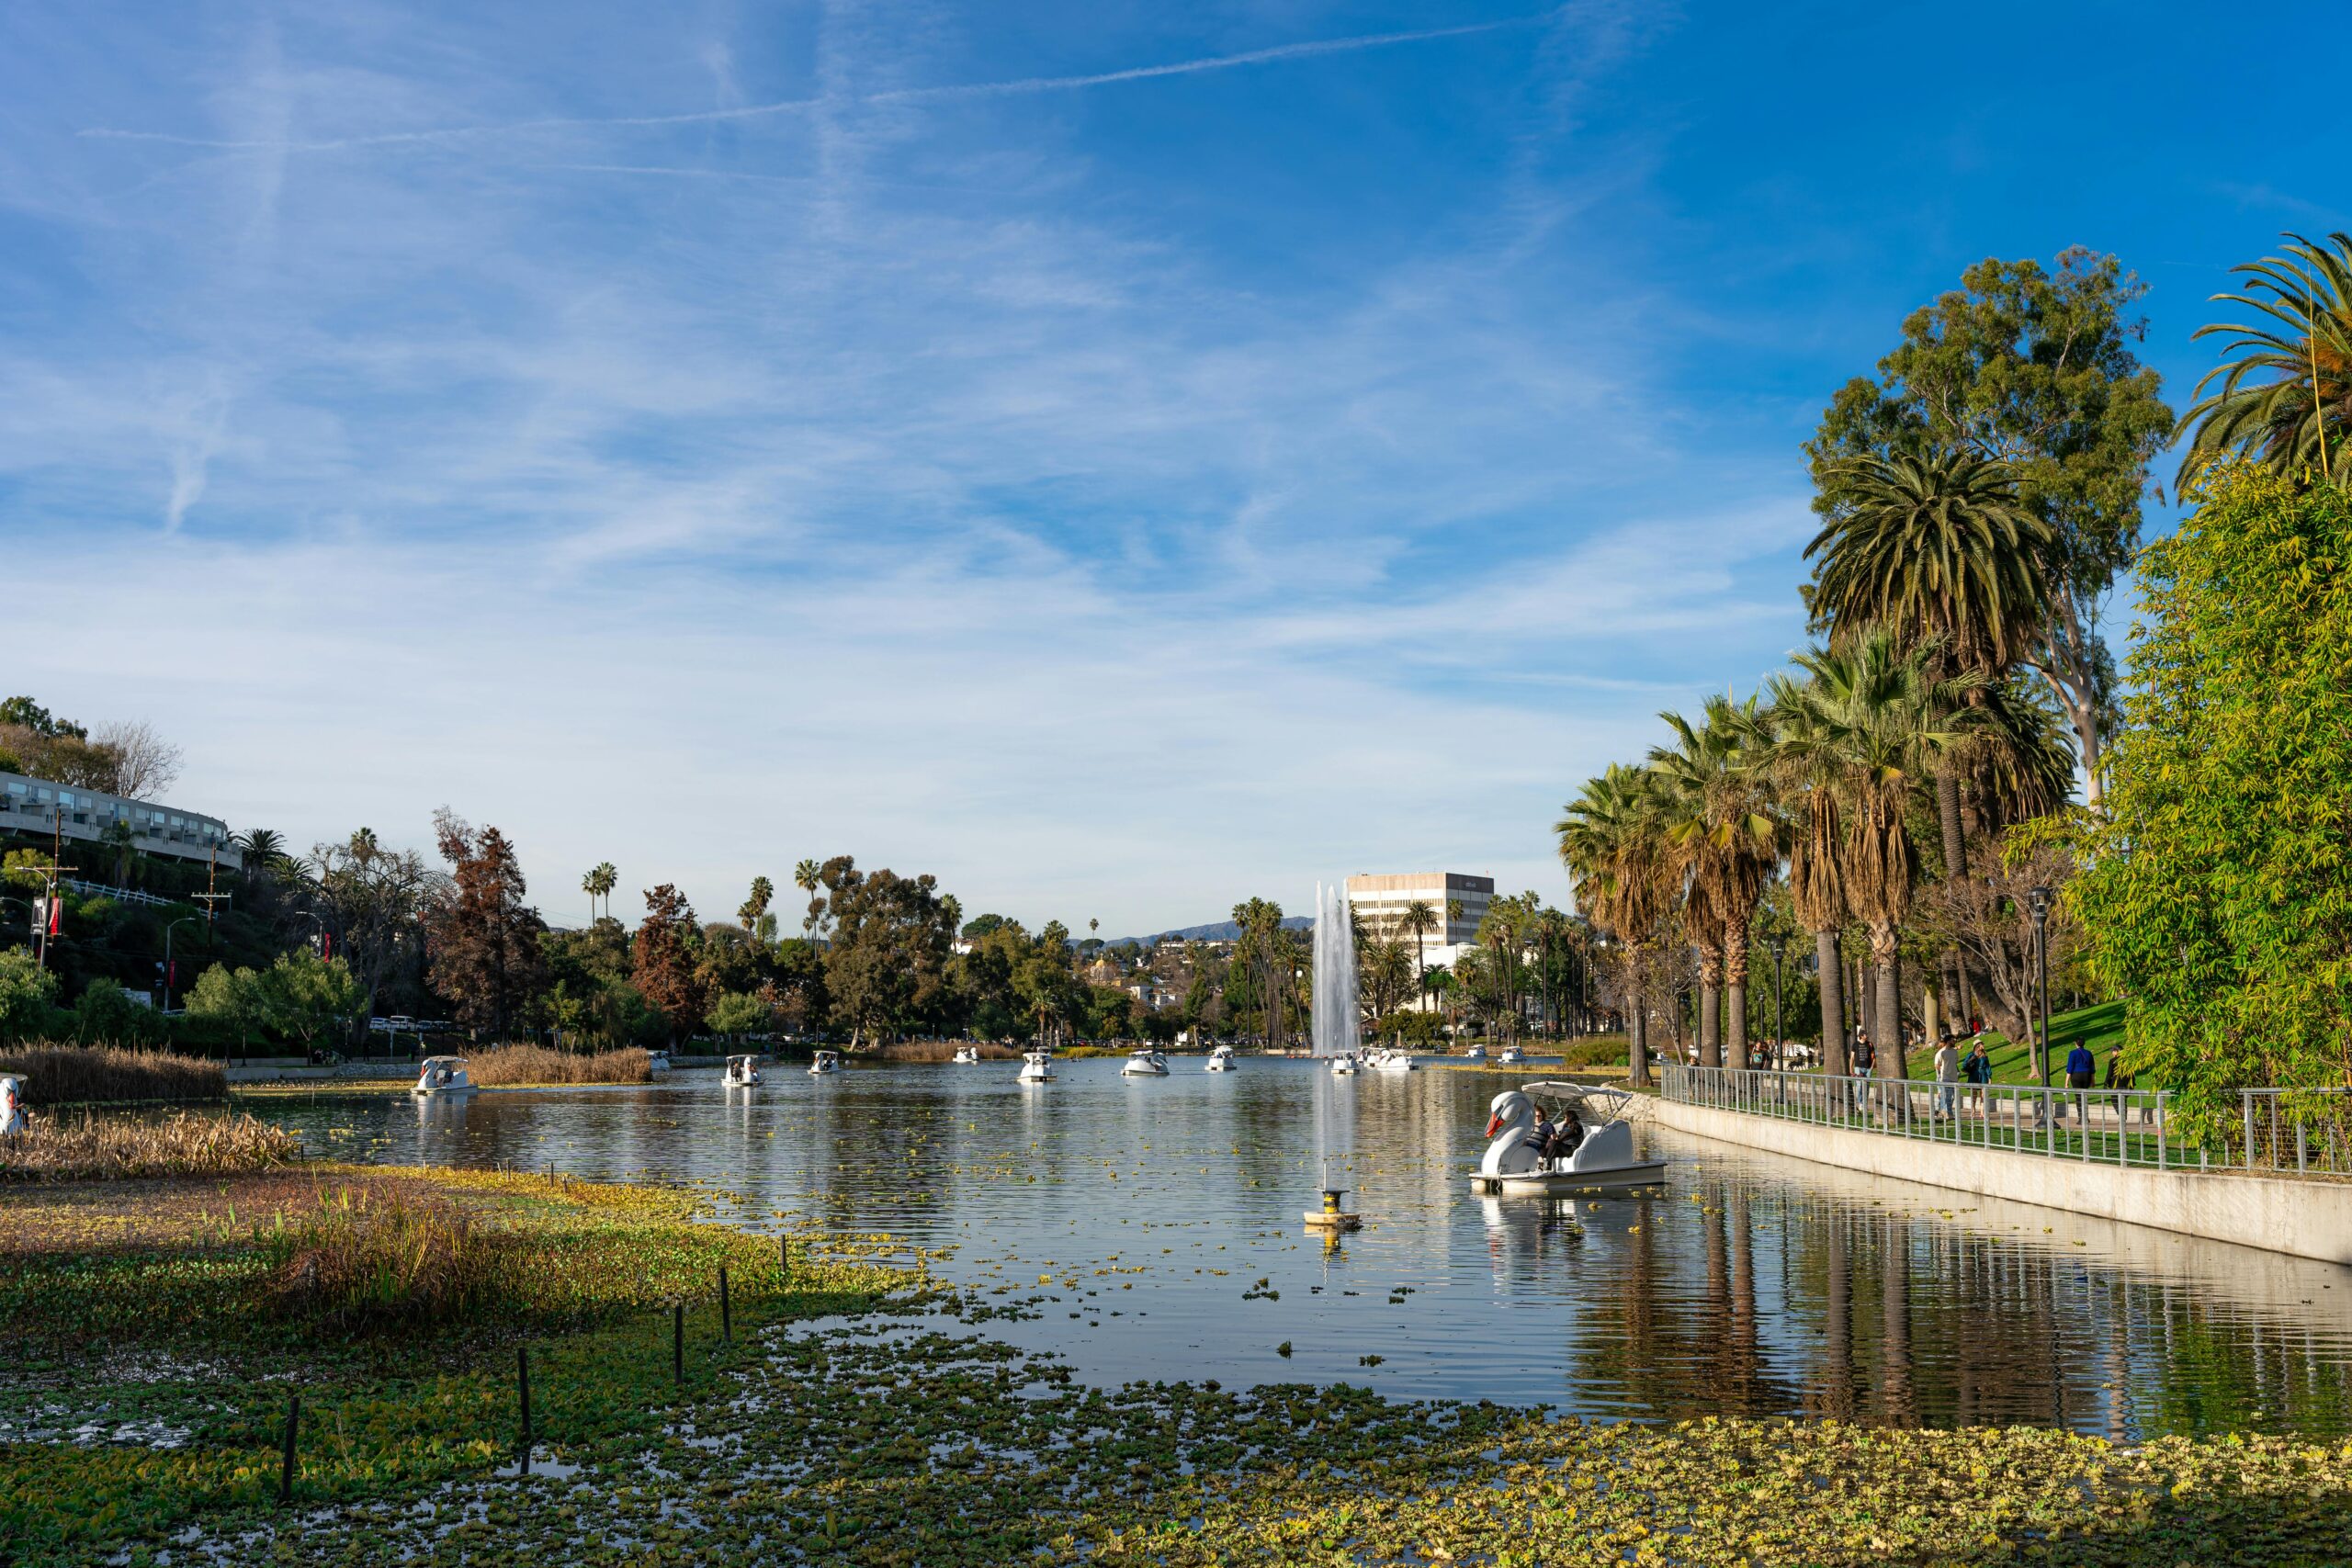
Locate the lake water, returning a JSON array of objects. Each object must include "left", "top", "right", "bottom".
[{"left": 251, "top": 1056, "right": 2352, "bottom": 1438}]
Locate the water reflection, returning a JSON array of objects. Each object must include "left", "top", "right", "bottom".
[{"left": 257, "top": 1060, "right": 2352, "bottom": 1437}]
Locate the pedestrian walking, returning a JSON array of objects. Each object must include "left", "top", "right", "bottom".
[
  {"left": 1933, "top": 1033, "right": 1961, "bottom": 1120},
  {"left": 2065, "top": 1040, "right": 2096, "bottom": 1125},
  {"left": 1963, "top": 1034, "right": 1992, "bottom": 1118}
]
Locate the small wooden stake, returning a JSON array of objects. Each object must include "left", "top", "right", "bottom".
[
  {"left": 517, "top": 1346, "right": 532, "bottom": 1475},
  {"left": 719, "top": 1266, "right": 732, "bottom": 1344},
  {"left": 673, "top": 1303, "right": 684, "bottom": 1384},
  {"left": 279, "top": 1391, "right": 300, "bottom": 1505}
]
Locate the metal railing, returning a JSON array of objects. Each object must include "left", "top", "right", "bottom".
[{"left": 1661, "top": 1066, "right": 2352, "bottom": 1178}]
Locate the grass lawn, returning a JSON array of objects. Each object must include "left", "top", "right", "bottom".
[{"left": 1893, "top": 999, "right": 2128, "bottom": 1086}]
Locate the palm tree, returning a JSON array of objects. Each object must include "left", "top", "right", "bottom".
[
  {"left": 1400, "top": 899, "right": 1436, "bottom": 1017},
  {"left": 2178, "top": 231, "right": 2352, "bottom": 488},
  {"left": 1764, "top": 675, "right": 1852, "bottom": 1077},
  {"left": 236, "top": 827, "right": 288, "bottom": 875},
  {"left": 1781, "top": 630, "right": 1975, "bottom": 1067},
  {"left": 582, "top": 862, "right": 617, "bottom": 922},
  {"left": 1557, "top": 762, "right": 1675, "bottom": 1086},
  {"left": 740, "top": 875, "right": 774, "bottom": 938},
  {"left": 1648, "top": 695, "right": 1779, "bottom": 1070},
  {"left": 794, "top": 859, "right": 822, "bottom": 943},
  {"left": 1808, "top": 447, "right": 2052, "bottom": 1009}
]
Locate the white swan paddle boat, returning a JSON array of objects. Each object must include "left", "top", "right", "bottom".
[
  {"left": 1457, "top": 1043, "right": 1487, "bottom": 1064},
  {"left": 1469, "top": 1082, "right": 1665, "bottom": 1195},
  {"left": 808, "top": 1050, "right": 842, "bottom": 1076},
  {"left": 1204, "top": 1044, "right": 1237, "bottom": 1072},
  {"left": 1, "top": 1074, "right": 27, "bottom": 1136},
  {"left": 413, "top": 1056, "right": 475, "bottom": 1096},
  {"left": 1121, "top": 1048, "right": 1170, "bottom": 1077},
  {"left": 1328, "top": 1050, "right": 1363, "bottom": 1077},
  {"left": 1368, "top": 1045, "right": 1417, "bottom": 1074},
  {"left": 952, "top": 1045, "right": 980, "bottom": 1065},
  {"left": 723, "top": 1055, "right": 763, "bottom": 1089},
  {"left": 1498, "top": 1044, "right": 1527, "bottom": 1066},
  {"left": 1017, "top": 1048, "right": 1056, "bottom": 1082}
]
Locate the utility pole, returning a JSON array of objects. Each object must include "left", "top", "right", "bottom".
[{"left": 17, "top": 859, "right": 69, "bottom": 970}]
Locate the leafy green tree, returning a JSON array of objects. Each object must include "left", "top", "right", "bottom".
[
  {"left": 2070, "top": 465, "right": 2352, "bottom": 1146},
  {"left": 255, "top": 950, "right": 366, "bottom": 1052},
  {"left": 0, "top": 948, "right": 60, "bottom": 1043},
  {"left": 2179, "top": 231, "right": 2352, "bottom": 488},
  {"left": 1807, "top": 251, "right": 2173, "bottom": 802},
  {"left": 187, "top": 963, "right": 266, "bottom": 1050},
  {"left": 706, "top": 989, "right": 772, "bottom": 1042},
  {"left": 818, "top": 856, "right": 958, "bottom": 1046}
]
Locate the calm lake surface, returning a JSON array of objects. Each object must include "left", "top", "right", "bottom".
[{"left": 252, "top": 1056, "right": 2352, "bottom": 1438}]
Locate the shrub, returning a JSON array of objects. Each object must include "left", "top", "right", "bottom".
[
  {"left": 0, "top": 1108, "right": 297, "bottom": 1180},
  {"left": 0, "top": 1044, "right": 226, "bottom": 1107},
  {"left": 877, "top": 1039, "right": 1022, "bottom": 1061},
  {"left": 0, "top": 948, "right": 59, "bottom": 1043}
]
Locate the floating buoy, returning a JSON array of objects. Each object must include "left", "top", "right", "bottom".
[{"left": 1302, "top": 1187, "right": 1362, "bottom": 1231}]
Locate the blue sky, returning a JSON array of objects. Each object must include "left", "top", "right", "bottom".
[{"left": 3, "top": 1, "right": 2342, "bottom": 936}]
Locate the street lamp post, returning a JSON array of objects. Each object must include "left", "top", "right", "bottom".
[
  {"left": 1768, "top": 932, "right": 1788, "bottom": 1071},
  {"left": 2028, "top": 886, "right": 2054, "bottom": 1091},
  {"left": 163, "top": 916, "right": 198, "bottom": 1012}
]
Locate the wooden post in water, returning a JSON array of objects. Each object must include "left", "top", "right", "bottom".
[
  {"left": 719, "top": 1266, "right": 732, "bottom": 1344},
  {"left": 517, "top": 1346, "right": 532, "bottom": 1475},
  {"left": 673, "top": 1303, "right": 684, "bottom": 1384},
  {"left": 780, "top": 1235, "right": 791, "bottom": 1278},
  {"left": 278, "top": 1391, "right": 300, "bottom": 1505}
]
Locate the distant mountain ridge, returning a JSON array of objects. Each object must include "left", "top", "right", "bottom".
[{"left": 1102, "top": 916, "right": 1314, "bottom": 947}]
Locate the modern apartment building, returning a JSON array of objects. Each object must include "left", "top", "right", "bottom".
[
  {"left": 0, "top": 771, "right": 242, "bottom": 869},
  {"left": 1343, "top": 873, "right": 1494, "bottom": 953}
]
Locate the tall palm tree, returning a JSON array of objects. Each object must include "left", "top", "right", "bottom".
[
  {"left": 1808, "top": 448, "right": 2052, "bottom": 1012},
  {"left": 2178, "top": 231, "right": 2352, "bottom": 488},
  {"left": 794, "top": 859, "right": 822, "bottom": 942},
  {"left": 1765, "top": 675, "right": 1852, "bottom": 1077},
  {"left": 582, "top": 862, "right": 617, "bottom": 922},
  {"left": 1782, "top": 630, "right": 1975, "bottom": 1064},
  {"left": 1648, "top": 695, "right": 1779, "bottom": 1070},
  {"left": 1400, "top": 899, "right": 1437, "bottom": 1016},
  {"left": 1558, "top": 762, "right": 1674, "bottom": 1086},
  {"left": 740, "top": 875, "right": 774, "bottom": 939}
]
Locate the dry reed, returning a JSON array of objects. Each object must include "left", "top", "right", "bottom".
[
  {"left": 877, "top": 1040, "right": 1023, "bottom": 1062},
  {"left": 463, "top": 1043, "right": 651, "bottom": 1086},
  {"left": 0, "top": 1045, "right": 226, "bottom": 1108},
  {"left": 259, "top": 1186, "right": 501, "bottom": 1325},
  {"left": 0, "top": 1109, "right": 300, "bottom": 1180}
]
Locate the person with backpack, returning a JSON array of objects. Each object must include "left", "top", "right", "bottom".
[
  {"left": 2065, "top": 1040, "right": 2097, "bottom": 1126},
  {"left": 1962, "top": 1034, "right": 1993, "bottom": 1118}
]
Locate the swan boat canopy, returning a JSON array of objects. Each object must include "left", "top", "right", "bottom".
[
  {"left": 808, "top": 1049, "right": 841, "bottom": 1075},
  {"left": 723, "top": 1055, "right": 763, "bottom": 1088},
  {"left": 1017, "top": 1048, "right": 1055, "bottom": 1082},
  {"left": 1204, "top": 1044, "right": 1237, "bottom": 1072},
  {"left": 1121, "top": 1048, "right": 1170, "bottom": 1077},
  {"left": 1469, "top": 1082, "right": 1665, "bottom": 1195},
  {"left": 413, "top": 1056, "right": 474, "bottom": 1095}
]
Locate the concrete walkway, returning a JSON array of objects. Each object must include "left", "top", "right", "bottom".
[{"left": 1648, "top": 1093, "right": 2352, "bottom": 1268}]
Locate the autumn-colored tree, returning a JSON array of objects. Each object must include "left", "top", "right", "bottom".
[
  {"left": 632, "top": 883, "right": 705, "bottom": 1041},
  {"left": 424, "top": 808, "right": 549, "bottom": 1041}
]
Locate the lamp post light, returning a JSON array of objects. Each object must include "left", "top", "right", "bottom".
[
  {"left": 2028, "top": 886, "right": 2054, "bottom": 1090},
  {"left": 1767, "top": 931, "right": 1788, "bottom": 1071},
  {"left": 163, "top": 916, "right": 198, "bottom": 1012}
]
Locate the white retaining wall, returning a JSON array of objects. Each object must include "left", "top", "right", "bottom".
[{"left": 1649, "top": 1094, "right": 2352, "bottom": 1268}]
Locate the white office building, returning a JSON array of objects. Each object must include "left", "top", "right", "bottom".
[
  {"left": 1344, "top": 872, "right": 1494, "bottom": 971},
  {"left": 0, "top": 772, "right": 242, "bottom": 869}
]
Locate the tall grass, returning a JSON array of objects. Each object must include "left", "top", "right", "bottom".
[
  {"left": 0, "top": 1045, "right": 226, "bottom": 1108},
  {"left": 0, "top": 1109, "right": 300, "bottom": 1180},
  {"left": 462, "top": 1043, "right": 650, "bottom": 1086},
  {"left": 877, "top": 1040, "right": 1023, "bottom": 1062},
  {"left": 258, "top": 1185, "right": 501, "bottom": 1326}
]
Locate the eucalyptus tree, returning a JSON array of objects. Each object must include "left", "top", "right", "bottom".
[
  {"left": 1557, "top": 762, "right": 1675, "bottom": 1085},
  {"left": 1805, "top": 250, "right": 2171, "bottom": 806},
  {"left": 1782, "top": 631, "right": 1975, "bottom": 1063},
  {"left": 2178, "top": 231, "right": 2352, "bottom": 488},
  {"left": 1648, "top": 695, "right": 1779, "bottom": 1070}
]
